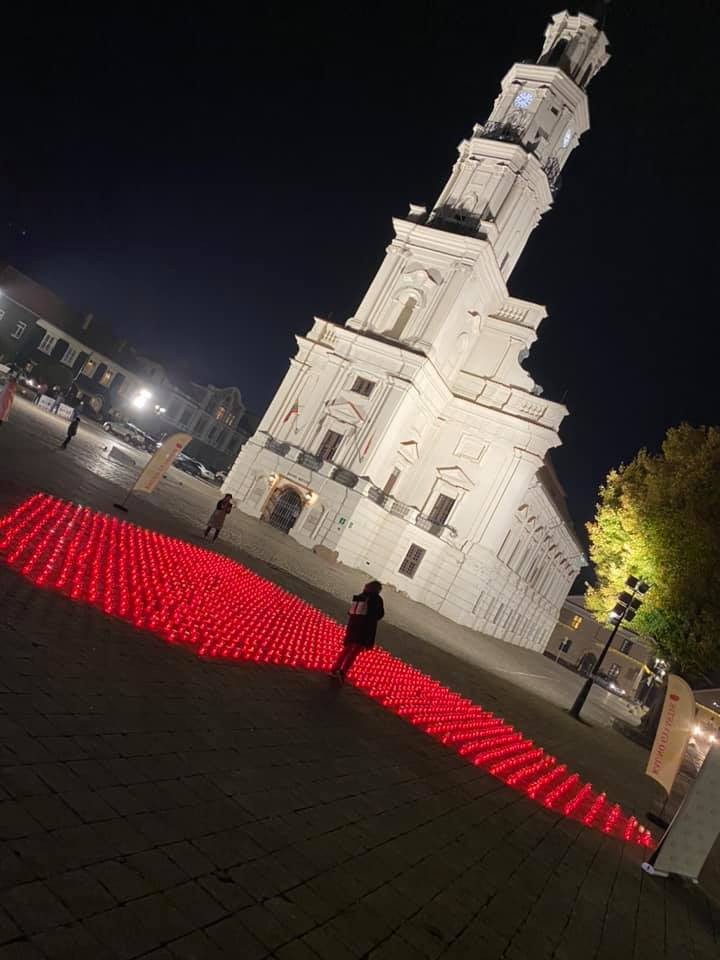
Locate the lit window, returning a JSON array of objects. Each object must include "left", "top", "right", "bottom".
[
  {"left": 11, "top": 319, "right": 27, "bottom": 340},
  {"left": 38, "top": 332, "right": 56, "bottom": 355},
  {"left": 100, "top": 369, "right": 114, "bottom": 387},
  {"left": 351, "top": 377, "right": 375, "bottom": 397},
  {"left": 61, "top": 346, "right": 78, "bottom": 366},
  {"left": 559, "top": 637, "right": 572, "bottom": 654},
  {"left": 82, "top": 359, "right": 96, "bottom": 376},
  {"left": 225, "top": 413, "right": 236, "bottom": 427},
  {"left": 317, "top": 430, "right": 343, "bottom": 462},
  {"left": 399, "top": 543, "right": 426, "bottom": 578},
  {"left": 215, "top": 405, "right": 226, "bottom": 421},
  {"left": 570, "top": 615, "right": 582, "bottom": 630}
]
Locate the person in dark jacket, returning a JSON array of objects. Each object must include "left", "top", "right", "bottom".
[
  {"left": 330, "top": 581, "right": 384, "bottom": 681},
  {"left": 60, "top": 413, "right": 80, "bottom": 449}
]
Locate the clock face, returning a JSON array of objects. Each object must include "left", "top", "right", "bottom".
[
  {"left": 562, "top": 128, "right": 573, "bottom": 148},
  {"left": 513, "top": 90, "right": 534, "bottom": 110}
]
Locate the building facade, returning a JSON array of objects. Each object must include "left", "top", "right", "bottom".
[
  {"left": 544, "top": 595, "right": 652, "bottom": 697},
  {"left": 225, "top": 11, "right": 608, "bottom": 650},
  {"left": 0, "top": 264, "right": 250, "bottom": 470}
]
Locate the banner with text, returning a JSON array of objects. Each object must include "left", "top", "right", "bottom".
[
  {"left": 133, "top": 433, "right": 192, "bottom": 495},
  {"left": 645, "top": 674, "right": 695, "bottom": 795},
  {"left": 644, "top": 744, "right": 720, "bottom": 881}
]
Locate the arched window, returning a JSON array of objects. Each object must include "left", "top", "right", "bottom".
[
  {"left": 387, "top": 295, "right": 417, "bottom": 339},
  {"left": 579, "top": 63, "right": 594, "bottom": 87},
  {"left": 546, "top": 38, "right": 568, "bottom": 65}
]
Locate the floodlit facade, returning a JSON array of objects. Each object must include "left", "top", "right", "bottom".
[{"left": 226, "top": 10, "right": 609, "bottom": 650}]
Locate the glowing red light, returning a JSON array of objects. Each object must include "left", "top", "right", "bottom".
[{"left": 0, "top": 494, "right": 652, "bottom": 848}]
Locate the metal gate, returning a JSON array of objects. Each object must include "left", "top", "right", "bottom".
[{"left": 267, "top": 487, "right": 303, "bottom": 534}]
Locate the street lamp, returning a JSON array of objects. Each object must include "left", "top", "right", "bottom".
[
  {"left": 132, "top": 388, "right": 152, "bottom": 410},
  {"left": 569, "top": 575, "right": 650, "bottom": 720}
]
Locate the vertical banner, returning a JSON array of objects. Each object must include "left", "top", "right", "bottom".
[
  {"left": 643, "top": 745, "right": 720, "bottom": 881},
  {"left": 645, "top": 675, "right": 695, "bottom": 795},
  {"left": 133, "top": 433, "right": 192, "bottom": 495}
]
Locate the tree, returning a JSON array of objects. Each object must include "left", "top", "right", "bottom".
[{"left": 586, "top": 424, "right": 720, "bottom": 679}]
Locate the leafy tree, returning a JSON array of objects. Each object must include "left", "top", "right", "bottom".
[{"left": 586, "top": 424, "right": 720, "bottom": 679}]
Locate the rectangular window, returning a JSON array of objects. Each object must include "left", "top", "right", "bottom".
[
  {"left": 619, "top": 638, "right": 633, "bottom": 656},
  {"left": 570, "top": 614, "right": 582, "bottom": 630},
  {"left": 383, "top": 467, "right": 400, "bottom": 496},
  {"left": 61, "top": 346, "right": 78, "bottom": 366},
  {"left": 351, "top": 376, "right": 375, "bottom": 398},
  {"left": 317, "top": 429, "right": 343, "bottom": 462},
  {"left": 215, "top": 405, "right": 226, "bottom": 421},
  {"left": 82, "top": 359, "right": 96, "bottom": 376},
  {"left": 225, "top": 413, "right": 236, "bottom": 427},
  {"left": 427, "top": 493, "right": 455, "bottom": 526},
  {"left": 100, "top": 369, "right": 114, "bottom": 387},
  {"left": 558, "top": 637, "right": 572, "bottom": 654},
  {"left": 11, "top": 319, "right": 27, "bottom": 340},
  {"left": 37, "top": 332, "right": 56, "bottom": 355},
  {"left": 607, "top": 663, "right": 621, "bottom": 680},
  {"left": 399, "top": 543, "right": 426, "bottom": 579}
]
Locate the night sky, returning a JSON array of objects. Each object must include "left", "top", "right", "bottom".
[{"left": 2, "top": 1, "right": 717, "bottom": 533}]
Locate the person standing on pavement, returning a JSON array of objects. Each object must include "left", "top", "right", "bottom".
[
  {"left": 51, "top": 389, "right": 65, "bottom": 415},
  {"left": 330, "top": 581, "right": 384, "bottom": 682},
  {"left": 60, "top": 413, "right": 80, "bottom": 449},
  {"left": 0, "top": 376, "right": 17, "bottom": 427},
  {"left": 204, "top": 493, "right": 233, "bottom": 542},
  {"left": 33, "top": 383, "right": 47, "bottom": 405}
]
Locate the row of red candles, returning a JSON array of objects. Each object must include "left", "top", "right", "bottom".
[{"left": 0, "top": 493, "right": 652, "bottom": 847}]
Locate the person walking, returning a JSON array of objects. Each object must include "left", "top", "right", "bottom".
[
  {"left": 0, "top": 376, "right": 17, "bottom": 427},
  {"left": 204, "top": 493, "right": 233, "bottom": 542},
  {"left": 33, "top": 383, "right": 47, "bottom": 405},
  {"left": 331, "top": 581, "right": 384, "bottom": 682},
  {"left": 60, "top": 413, "right": 80, "bottom": 449}
]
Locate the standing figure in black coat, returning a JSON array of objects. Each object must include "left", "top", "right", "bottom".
[
  {"left": 60, "top": 413, "right": 80, "bottom": 449},
  {"left": 330, "top": 581, "right": 384, "bottom": 681}
]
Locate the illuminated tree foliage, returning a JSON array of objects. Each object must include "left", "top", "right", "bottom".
[{"left": 585, "top": 424, "right": 720, "bottom": 678}]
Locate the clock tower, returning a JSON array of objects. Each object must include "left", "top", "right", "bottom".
[{"left": 225, "top": 11, "right": 610, "bottom": 654}]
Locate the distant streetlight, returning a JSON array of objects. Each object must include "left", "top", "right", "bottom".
[
  {"left": 132, "top": 388, "right": 152, "bottom": 410},
  {"left": 569, "top": 575, "right": 650, "bottom": 720}
]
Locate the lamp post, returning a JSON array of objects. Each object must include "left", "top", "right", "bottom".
[{"left": 569, "top": 575, "right": 650, "bottom": 720}]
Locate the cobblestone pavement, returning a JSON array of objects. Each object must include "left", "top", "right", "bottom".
[{"left": 0, "top": 397, "right": 718, "bottom": 957}]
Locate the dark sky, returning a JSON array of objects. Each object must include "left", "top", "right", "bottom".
[{"left": 2, "top": 1, "right": 718, "bottom": 532}]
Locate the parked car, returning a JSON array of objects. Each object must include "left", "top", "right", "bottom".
[
  {"left": 103, "top": 420, "right": 148, "bottom": 448},
  {"left": 214, "top": 470, "right": 228, "bottom": 484},
  {"left": 174, "top": 453, "right": 215, "bottom": 481}
]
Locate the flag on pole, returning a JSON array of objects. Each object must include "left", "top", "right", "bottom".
[{"left": 283, "top": 400, "right": 300, "bottom": 423}]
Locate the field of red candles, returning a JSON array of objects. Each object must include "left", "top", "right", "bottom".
[{"left": 0, "top": 493, "right": 652, "bottom": 848}]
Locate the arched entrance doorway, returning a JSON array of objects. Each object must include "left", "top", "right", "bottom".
[{"left": 266, "top": 487, "right": 303, "bottom": 534}]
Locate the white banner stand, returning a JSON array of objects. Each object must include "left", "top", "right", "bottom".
[{"left": 642, "top": 744, "right": 720, "bottom": 883}]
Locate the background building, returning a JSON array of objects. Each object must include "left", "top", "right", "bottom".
[
  {"left": 0, "top": 264, "right": 252, "bottom": 470},
  {"left": 544, "top": 595, "right": 652, "bottom": 697},
  {"left": 225, "top": 11, "right": 607, "bottom": 650}
]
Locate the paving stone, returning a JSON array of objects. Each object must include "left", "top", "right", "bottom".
[
  {"left": 88, "top": 860, "right": 154, "bottom": 902},
  {"left": 1, "top": 881, "right": 73, "bottom": 935},
  {"left": 164, "top": 881, "right": 227, "bottom": 927},
  {"left": 47, "top": 869, "right": 117, "bottom": 918},
  {"left": 161, "top": 843, "right": 215, "bottom": 880},
  {"left": 204, "top": 916, "right": 268, "bottom": 958},
  {"left": 86, "top": 905, "right": 161, "bottom": 958},
  {"left": 31, "top": 922, "right": 115, "bottom": 960}
]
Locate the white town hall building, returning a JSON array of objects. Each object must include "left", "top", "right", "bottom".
[{"left": 225, "top": 10, "right": 609, "bottom": 651}]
